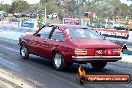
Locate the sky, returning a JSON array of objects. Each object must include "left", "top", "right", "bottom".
[
  {"left": 120, "top": 0, "right": 132, "bottom": 6},
  {"left": 0, "top": 0, "right": 132, "bottom": 6}
]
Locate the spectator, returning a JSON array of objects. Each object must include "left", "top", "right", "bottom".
[{"left": 0, "top": 13, "right": 4, "bottom": 21}]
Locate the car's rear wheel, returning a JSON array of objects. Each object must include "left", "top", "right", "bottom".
[
  {"left": 91, "top": 62, "right": 107, "bottom": 69},
  {"left": 52, "top": 52, "right": 72, "bottom": 71},
  {"left": 20, "top": 44, "right": 29, "bottom": 60}
]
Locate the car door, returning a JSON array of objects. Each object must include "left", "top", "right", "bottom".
[
  {"left": 31, "top": 27, "right": 53, "bottom": 57},
  {"left": 45, "top": 28, "right": 66, "bottom": 59}
]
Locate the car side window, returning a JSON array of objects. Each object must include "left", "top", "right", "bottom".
[
  {"left": 51, "top": 29, "right": 65, "bottom": 41},
  {"left": 37, "top": 27, "right": 53, "bottom": 38}
]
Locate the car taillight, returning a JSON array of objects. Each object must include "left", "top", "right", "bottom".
[
  {"left": 112, "top": 49, "right": 121, "bottom": 54},
  {"left": 75, "top": 48, "right": 87, "bottom": 55}
]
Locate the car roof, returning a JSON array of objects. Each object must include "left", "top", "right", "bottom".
[{"left": 51, "top": 24, "right": 87, "bottom": 29}]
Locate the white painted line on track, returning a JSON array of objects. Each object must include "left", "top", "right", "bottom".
[{"left": 0, "top": 45, "right": 19, "bottom": 53}]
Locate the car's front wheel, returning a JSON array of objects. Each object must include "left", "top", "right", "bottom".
[
  {"left": 91, "top": 62, "right": 107, "bottom": 69},
  {"left": 52, "top": 53, "right": 65, "bottom": 71},
  {"left": 20, "top": 44, "right": 29, "bottom": 60}
]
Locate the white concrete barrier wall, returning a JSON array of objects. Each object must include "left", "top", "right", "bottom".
[
  {"left": 128, "top": 31, "right": 132, "bottom": 41},
  {"left": 0, "top": 21, "right": 19, "bottom": 27},
  {"left": 0, "top": 21, "right": 36, "bottom": 29}
]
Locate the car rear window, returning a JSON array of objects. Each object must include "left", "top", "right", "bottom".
[{"left": 65, "top": 28, "right": 104, "bottom": 39}]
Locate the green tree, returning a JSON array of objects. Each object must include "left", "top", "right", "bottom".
[
  {"left": 40, "top": 0, "right": 50, "bottom": 4},
  {"left": 95, "top": 1, "right": 115, "bottom": 18},
  {"left": 39, "top": 0, "right": 60, "bottom": 14},
  {"left": 116, "top": 3, "right": 128, "bottom": 17},
  {"left": 0, "top": 2, "right": 11, "bottom": 13},
  {"left": 0, "top": 2, "right": 5, "bottom": 11},
  {"left": 10, "top": 0, "right": 30, "bottom": 13},
  {"left": 94, "top": 0, "right": 129, "bottom": 19},
  {"left": 64, "top": 0, "right": 78, "bottom": 17},
  {"left": 128, "top": 4, "right": 132, "bottom": 15},
  {"left": 3, "top": 4, "right": 11, "bottom": 13},
  {"left": 29, "top": 4, "right": 39, "bottom": 13}
]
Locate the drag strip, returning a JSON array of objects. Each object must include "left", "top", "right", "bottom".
[
  {"left": 0, "top": 38, "right": 132, "bottom": 88},
  {"left": 0, "top": 39, "right": 84, "bottom": 88}
]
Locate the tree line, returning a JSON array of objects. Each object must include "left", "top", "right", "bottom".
[{"left": 0, "top": 0, "right": 132, "bottom": 19}]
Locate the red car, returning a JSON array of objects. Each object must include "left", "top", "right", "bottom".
[{"left": 19, "top": 24, "right": 122, "bottom": 71}]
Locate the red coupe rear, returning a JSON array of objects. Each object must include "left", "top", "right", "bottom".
[{"left": 19, "top": 24, "right": 122, "bottom": 70}]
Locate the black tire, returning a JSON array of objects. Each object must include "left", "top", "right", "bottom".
[
  {"left": 91, "top": 62, "right": 107, "bottom": 69},
  {"left": 52, "top": 52, "right": 72, "bottom": 71},
  {"left": 76, "top": 74, "right": 85, "bottom": 85},
  {"left": 52, "top": 53, "right": 65, "bottom": 71},
  {"left": 20, "top": 43, "right": 29, "bottom": 60}
]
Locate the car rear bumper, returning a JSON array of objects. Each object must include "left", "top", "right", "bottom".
[{"left": 72, "top": 56, "right": 122, "bottom": 62}]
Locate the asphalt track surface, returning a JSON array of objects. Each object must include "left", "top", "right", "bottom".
[{"left": 0, "top": 38, "right": 132, "bottom": 88}]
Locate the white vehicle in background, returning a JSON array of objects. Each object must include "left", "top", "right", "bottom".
[
  {"left": 52, "top": 13, "right": 58, "bottom": 18},
  {"left": 103, "top": 21, "right": 124, "bottom": 29},
  {"left": 8, "top": 13, "right": 13, "bottom": 17},
  {"left": 47, "top": 13, "right": 58, "bottom": 18},
  {"left": 14, "top": 13, "right": 21, "bottom": 18}
]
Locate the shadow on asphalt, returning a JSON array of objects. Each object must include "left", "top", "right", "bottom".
[{"left": 19, "top": 55, "right": 126, "bottom": 75}]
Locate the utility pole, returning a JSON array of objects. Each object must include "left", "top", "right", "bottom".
[{"left": 45, "top": 6, "right": 46, "bottom": 23}]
